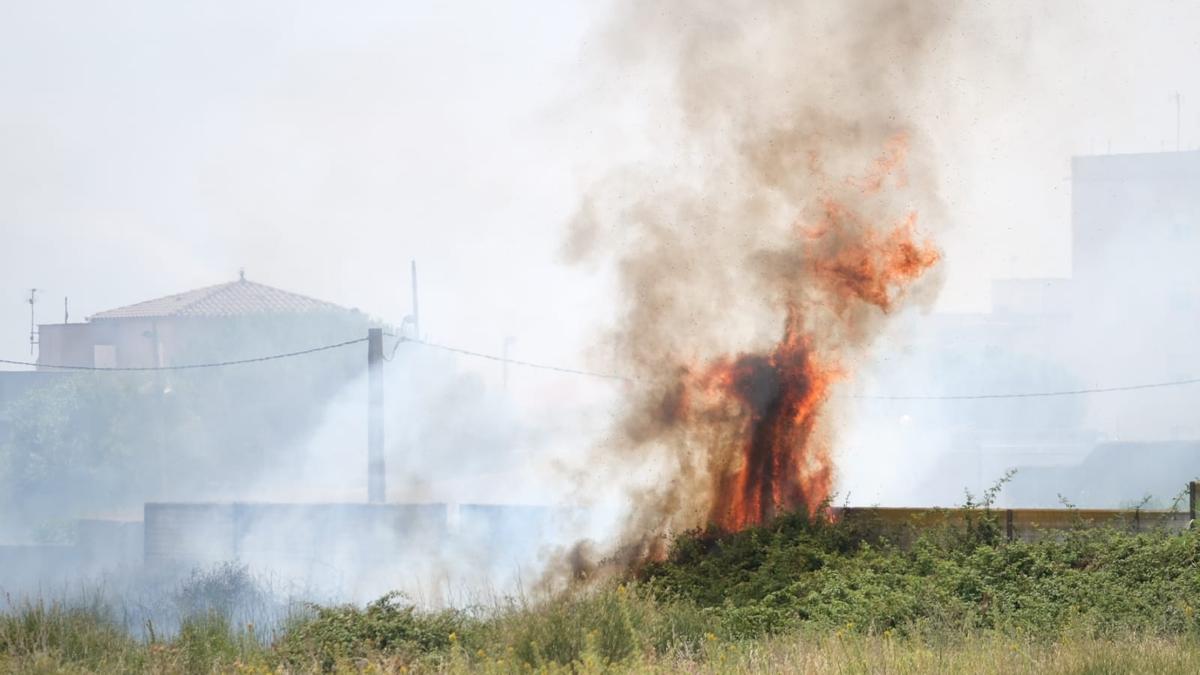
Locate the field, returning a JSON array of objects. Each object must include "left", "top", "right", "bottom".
[{"left": 6, "top": 501, "right": 1200, "bottom": 673}]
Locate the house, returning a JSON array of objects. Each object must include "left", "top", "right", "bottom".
[{"left": 35, "top": 273, "right": 364, "bottom": 370}]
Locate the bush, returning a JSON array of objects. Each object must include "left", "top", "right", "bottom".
[
  {"left": 10, "top": 497, "right": 1200, "bottom": 671},
  {"left": 637, "top": 505, "right": 1200, "bottom": 642},
  {"left": 276, "top": 591, "right": 463, "bottom": 671}
]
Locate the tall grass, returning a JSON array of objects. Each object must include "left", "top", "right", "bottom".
[
  {"left": 6, "top": 508, "right": 1200, "bottom": 672},
  {"left": 6, "top": 600, "right": 1200, "bottom": 674},
  {"left": 0, "top": 596, "right": 144, "bottom": 672}
]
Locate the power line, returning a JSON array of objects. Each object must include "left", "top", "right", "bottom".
[
  {"left": 855, "top": 377, "right": 1200, "bottom": 401},
  {"left": 386, "top": 335, "right": 629, "bottom": 381},
  {"left": 388, "top": 334, "right": 1200, "bottom": 396},
  {"left": 9, "top": 330, "right": 1200, "bottom": 399},
  {"left": 0, "top": 337, "right": 368, "bottom": 372}
]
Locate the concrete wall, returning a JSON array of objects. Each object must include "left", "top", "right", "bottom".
[
  {"left": 0, "top": 519, "right": 144, "bottom": 593},
  {"left": 37, "top": 319, "right": 161, "bottom": 369},
  {"left": 836, "top": 506, "right": 1190, "bottom": 545},
  {"left": 0, "top": 545, "right": 80, "bottom": 591},
  {"left": 144, "top": 503, "right": 448, "bottom": 573}
]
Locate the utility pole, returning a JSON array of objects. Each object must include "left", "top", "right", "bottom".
[
  {"left": 1190, "top": 480, "right": 1198, "bottom": 524},
  {"left": 367, "top": 328, "right": 385, "bottom": 504},
  {"left": 27, "top": 289, "right": 38, "bottom": 355},
  {"left": 410, "top": 260, "right": 420, "bottom": 341}
]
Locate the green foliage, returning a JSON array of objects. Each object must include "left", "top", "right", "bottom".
[
  {"left": 495, "top": 586, "right": 668, "bottom": 666},
  {"left": 173, "top": 612, "right": 252, "bottom": 674},
  {"left": 174, "top": 563, "right": 264, "bottom": 623},
  {"left": 276, "top": 591, "right": 463, "bottom": 671},
  {"left": 0, "top": 598, "right": 145, "bottom": 671},
  {"left": 638, "top": 501, "right": 1200, "bottom": 641},
  {"left": 11, "top": 499, "right": 1200, "bottom": 671}
]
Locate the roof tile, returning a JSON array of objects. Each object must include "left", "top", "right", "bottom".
[{"left": 90, "top": 279, "right": 348, "bottom": 320}]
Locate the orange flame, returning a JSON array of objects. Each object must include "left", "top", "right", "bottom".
[
  {"left": 667, "top": 137, "right": 939, "bottom": 532},
  {"left": 696, "top": 316, "right": 839, "bottom": 530}
]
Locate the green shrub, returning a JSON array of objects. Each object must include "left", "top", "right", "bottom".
[
  {"left": 276, "top": 591, "right": 462, "bottom": 671},
  {"left": 174, "top": 612, "right": 244, "bottom": 674},
  {"left": 637, "top": 505, "right": 1200, "bottom": 643},
  {"left": 10, "top": 492, "right": 1200, "bottom": 671}
]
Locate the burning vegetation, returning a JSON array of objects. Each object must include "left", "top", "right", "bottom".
[
  {"left": 562, "top": 1, "right": 955, "bottom": 572},
  {"left": 666, "top": 136, "right": 939, "bottom": 532}
]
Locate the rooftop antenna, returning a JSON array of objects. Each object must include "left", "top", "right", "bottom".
[
  {"left": 64, "top": 296, "right": 69, "bottom": 324},
  {"left": 239, "top": 267, "right": 246, "bottom": 282},
  {"left": 27, "top": 288, "right": 38, "bottom": 355}
]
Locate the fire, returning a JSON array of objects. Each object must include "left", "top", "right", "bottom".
[
  {"left": 668, "top": 137, "right": 939, "bottom": 532},
  {"left": 553, "top": 1, "right": 961, "bottom": 582},
  {"left": 693, "top": 313, "right": 837, "bottom": 531}
]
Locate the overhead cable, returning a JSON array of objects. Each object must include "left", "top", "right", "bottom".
[
  {"left": 386, "top": 335, "right": 629, "bottom": 381},
  {"left": 0, "top": 337, "right": 368, "bottom": 372},
  {"left": 10, "top": 332, "right": 1200, "bottom": 400},
  {"left": 854, "top": 377, "right": 1200, "bottom": 401}
]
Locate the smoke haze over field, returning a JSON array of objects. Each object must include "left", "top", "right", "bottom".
[
  {"left": 3, "top": 0, "right": 1200, "bottom": 612},
  {"left": 2, "top": 1, "right": 1200, "bottom": 372}
]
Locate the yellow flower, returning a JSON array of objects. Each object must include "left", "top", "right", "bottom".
[
  {"left": 705, "top": 632, "right": 718, "bottom": 642},
  {"left": 449, "top": 632, "right": 458, "bottom": 643}
]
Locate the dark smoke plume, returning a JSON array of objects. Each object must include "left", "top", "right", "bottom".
[{"left": 562, "top": 0, "right": 961, "bottom": 573}]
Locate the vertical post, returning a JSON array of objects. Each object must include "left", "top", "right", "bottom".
[
  {"left": 1189, "top": 481, "right": 1198, "bottom": 524},
  {"left": 368, "top": 328, "right": 385, "bottom": 504},
  {"left": 1005, "top": 509, "right": 1014, "bottom": 542}
]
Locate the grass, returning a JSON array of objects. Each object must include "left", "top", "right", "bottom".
[
  {"left": 6, "top": 608, "right": 1200, "bottom": 674},
  {"left": 6, "top": 503, "right": 1200, "bottom": 672}
]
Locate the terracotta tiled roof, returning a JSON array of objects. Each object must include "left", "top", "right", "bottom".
[{"left": 90, "top": 278, "right": 349, "bottom": 320}]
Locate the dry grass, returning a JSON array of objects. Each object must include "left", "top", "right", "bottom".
[
  {"left": 4, "top": 604, "right": 1200, "bottom": 674},
  {"left": 399, "top": 634, "right": 1200, "bottom": 675}
]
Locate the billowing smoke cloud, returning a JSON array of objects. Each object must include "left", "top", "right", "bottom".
[{"left": 562, "top": 0, "right": 963, "bottom": 568}]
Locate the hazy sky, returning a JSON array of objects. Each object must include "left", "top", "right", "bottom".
[{"left": 2, "top": 1, "right": 1199, "bottom": 374}]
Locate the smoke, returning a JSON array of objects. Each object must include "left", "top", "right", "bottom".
[
  {"left": 560, "top": 0, "right": 970, "bottom": 567},
  {"left": 6, "top": 0, "right": 1200, "bottom": 631}
]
